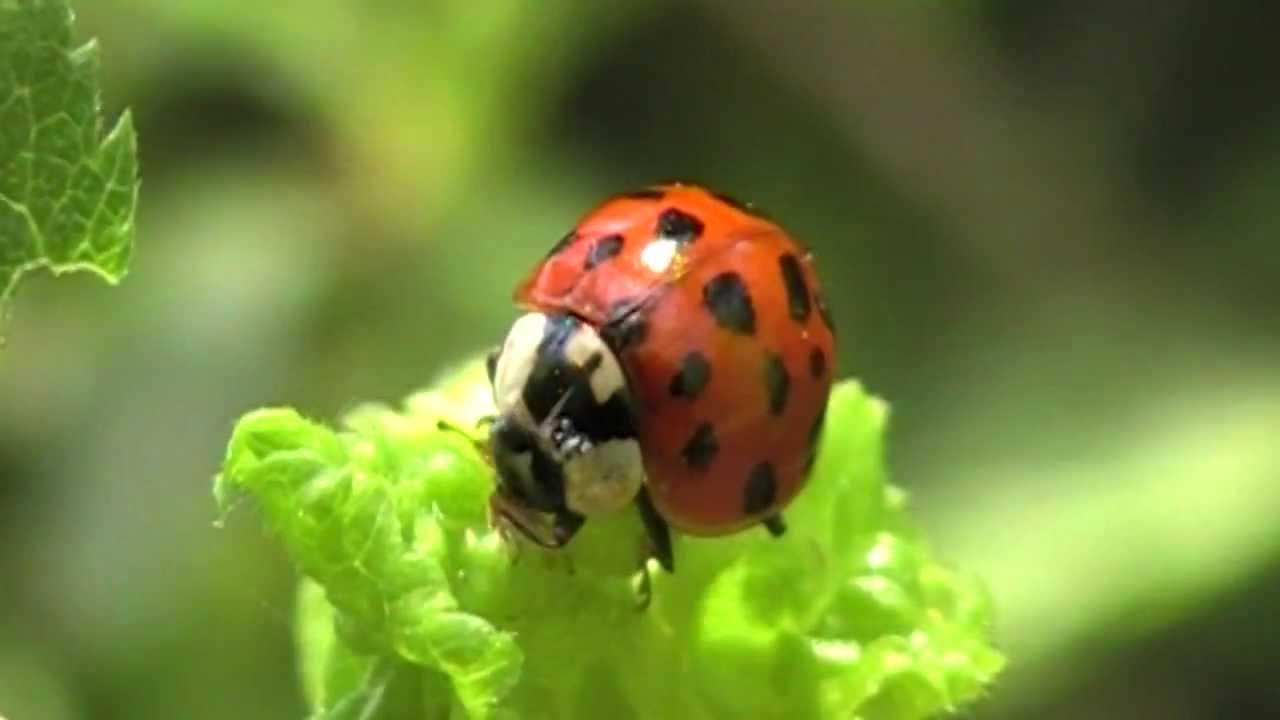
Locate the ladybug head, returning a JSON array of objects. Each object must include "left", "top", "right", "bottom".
[
  {"left": 489, "top": 415, "right": 565, "bottom": 513},
  {"left": 489, "top": 312, "right": 646, "bottom": 523}
]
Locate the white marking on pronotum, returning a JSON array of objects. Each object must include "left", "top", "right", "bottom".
[
  {"left": 492, "top": 312, "right": 547, "bottom": 415},
  {"left": 563, "top": 322, "right": 628, "bottom": 404}
]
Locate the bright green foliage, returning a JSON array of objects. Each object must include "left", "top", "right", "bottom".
[
  {"left": 215, "top": 357, "right": 1004, "bottom": 719},
  {"left": 0, "top": 0, "right": 138, "bottom": 306}
]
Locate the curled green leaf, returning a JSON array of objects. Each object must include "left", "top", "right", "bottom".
[{"left": 216, "top": 357, "right": 1004, "bottom": 719}]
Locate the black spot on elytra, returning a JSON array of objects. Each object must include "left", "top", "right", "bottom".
[
  {"left": 680, "top": 423, "right": 718, "bottom": 471},
  {"left": 779, "top": 253, "right": 810, "bottom": 323},
  {"left": 657, "top": 207, "right": 704, "bottom": 245},
  {"left": 600, "top": 298, "right": 649, "bottom": 351},
  {"left": 763, "top": 352, "right": 790, "bottom": 416},
  {"left": 703, "top": 272, "right": 756, "bottom": 335},
  {"left": 815, "top": 289, "right": 834, "bottom": 334},
  {"left": 545, "top": 231, "right": 576, "bottom": 259},
  {"left": 622, "top": 188, "right": 666, "bottom": 201},
  {"left": 743, "top": 462, "right": 777, "bottom": 515},
  {"left": 669, "top": 351, "right": 711, "bottom": 399},
  {"left": 809, "top": 347, "right": 826, "bottom": 379},
  {"left": 584, "top": 234, "right": 624, "bottom": 270}
]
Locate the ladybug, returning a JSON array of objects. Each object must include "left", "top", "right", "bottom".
[{"left": 486, "top": 183, "right": 835, "bottom": 572}]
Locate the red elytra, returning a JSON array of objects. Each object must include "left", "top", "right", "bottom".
[{"left": 515, "top": 183, "right": 835, "bottom": 535}]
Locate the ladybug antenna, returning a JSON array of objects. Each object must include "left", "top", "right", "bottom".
[
  {"left": 538, "top": 385, "right": 576, "bottom": 437},
  {"left": 436, "top": 418, "right": 492, "bottom": 458}
]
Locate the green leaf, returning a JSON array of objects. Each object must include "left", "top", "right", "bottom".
[
  {"left": 311, "top": 657, "right": 434, "bottom": 720},
  {"left": 0, "top": 0, "right": 138, "bottom": 308},
  {"left": 216, "top": 357, "right": 1004, "bottom": 719}
]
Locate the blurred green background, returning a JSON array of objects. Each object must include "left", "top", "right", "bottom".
[{"left": 3, "top": 1, "right": 1279, "bottom": 718}]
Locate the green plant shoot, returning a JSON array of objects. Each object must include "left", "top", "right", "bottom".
[
  {"left": 215, "top": 357, "right": 1004, "bottom": 719},
  {"left": 0, "top": 0, "right": 138, "bottom": 309}
]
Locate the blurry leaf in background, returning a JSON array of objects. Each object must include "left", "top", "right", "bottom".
[
  {"left": 114, "top": 0, "right": 653, "bottom": 225},
  {"left": 922, "top": 326, "right": 1280, "bottom": 715},
  {"left": 0, "top": 0, "right": 137, "bottom": 312}
]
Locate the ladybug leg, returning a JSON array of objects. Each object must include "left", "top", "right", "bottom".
[
  {"left": 762, "top": 514, "right": 787, "bottom": 538},
  {"left": 490, "top": 492, "right": 555, "bottom": 547},
  {"left": 632, "top": 563, "right": 653, "bottom": 612},
  {"left": 551, "top": 509, "right": 585, "bottom": 546},
  {"left": 634, "top": 486, "right": 674, "bottom": 573},
  {"left": 490, "top": 492, "right": 585, "bottom": 549}
]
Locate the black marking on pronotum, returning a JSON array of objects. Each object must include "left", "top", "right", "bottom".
[
  {"left": 763, "top": 351, "right": 790, "bottom": 416},
  {"left": 546, "top": 230, "right": 576, "bottom": 258},
  {"left": 669, "top": 351, "right": 711, "bottom": 399},
  {"left": 584, "top": 234, "right": 624, "bottom": 270},
  {"left": 809, "top": 346, "right": 826, "bottom": 379},
  {"left": 815, "top": 289, "right": 835, "bottom": 334},
  {"left": 778, "top": 253, "right": 811, "bottom": 323},
  {"left": 680, "top": 422, "right": 719, "bottom": 471},
  {"left": 743, "top": 461, "right": 777, "bottom": 515},
  {"left": 600, "top": 297, "right": 649, "bottom": 351},
  {"left": 656, "top": 207, "right": 704, "bottom": 245},
  {"left": 702, "top": 272, "right": 756, "bottom": 335},
  {"left": 622, "top": 188, "right": 666, "bottom": 201},
  {"left": 521, "top": 314, "right": 636, "bottom": 444}
]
